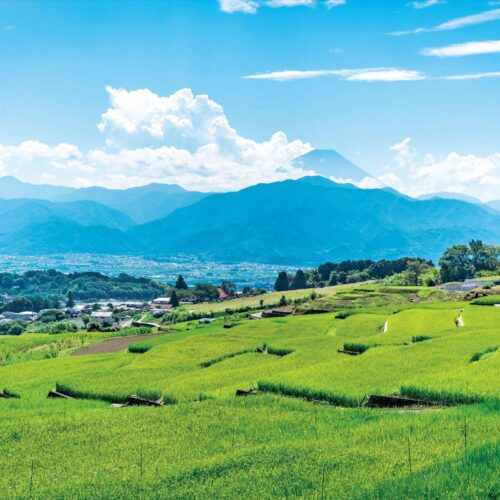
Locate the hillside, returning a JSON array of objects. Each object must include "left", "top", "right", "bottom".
[
  {"left": 0, "top": 285, "right": 498, "bottom": 497},
  {"left": 0, "top": 176, "right": 498, "bottom": 262},
  {"left": 53, "top": 183, "right": 207, "bottom": 223},
  {"left": 0, "top": 176, "right": 208, "bottom": 223},
  {"left": 0, "top": 198, "right": 133, "bottom": 233},
  {"left": 132, "top": 176, "right": 500, "bottom": 263}
]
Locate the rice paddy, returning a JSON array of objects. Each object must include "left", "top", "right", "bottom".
[{"left": 0, "top": 284, "right": 498, "bottom": 498}]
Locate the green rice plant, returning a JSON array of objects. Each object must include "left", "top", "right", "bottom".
[
  {"left": 55, "top": 382, "right": 164, "bottom": 404},
  {"left": 266, "top": 346, "right": 294, "bottom": 357},
  {"left": 412, "top": 335, "right": 431, "bottom": 343},
  {"left": 199, "top": 349, "right": 255, "bottom": 368},
  {"left": 343, "top": 343, "right": 369, "bottom": 354},
  {"left": 470, "top": 295, "right": 500, "bottom": 306},
  {"left": 470, "top": 346, "right": 498, "bottom": 363},
  {"left": 2, "top": 387, "right": 21, "bottom": 398},
  {"left": 257, "top": 380, "right": 359, "bottom": 406},
  {"left": 400, "top": 385, "right": 485, "bottom": 405}
]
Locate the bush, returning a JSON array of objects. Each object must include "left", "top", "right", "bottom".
[
  {"left": 343, "top": 343, "right": 369, "bottom": 354},
  {"left": 470, "top": 295, "right": 500, "bottom": 306},
  {"left": 412, "top": 335, "right": 431, "bottom": 343}
]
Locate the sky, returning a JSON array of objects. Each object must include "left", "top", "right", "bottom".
[{"left": 0, "top": 0, "right": 499, "bottom": 200}]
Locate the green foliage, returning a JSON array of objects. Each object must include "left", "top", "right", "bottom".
[
  {"left": 0, "top": 320, "right": 27, "bottom": 336},
  {"left": 439, "top": 240, "right": 499, "bottom": 283},
  {"left": 170, "top": 289, "right": 180, "bottom": 308},
  {"left": 174, "top": 275, "right": 188, "bottom": 290},
  {"left": 470, "top": 346, "right": 498, "bottom": 363},
  {"left": 412, "top": 335, "right": 431, "bottom": 343},
  {"left": 274, "top": 271, "right": 290, "bottom": 292},
  {"left": 343, "top": 343, "right": 369, "bottom": 354},
  {"left": 0, "top": 269, "right": 167, "bottom": 301},
  {"left": 470, "top": 295, "right": 500, "bottom": 306},
  {"left": 291, "top": 269, "right": 307, "bottom": 290}
]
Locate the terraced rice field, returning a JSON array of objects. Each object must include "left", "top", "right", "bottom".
[{"left": 0, "top": 285, "right": 498, "bottom": 498}]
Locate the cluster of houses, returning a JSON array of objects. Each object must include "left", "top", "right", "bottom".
[{"left": 0, "top": 296, "right": 177, "bottom": 328}]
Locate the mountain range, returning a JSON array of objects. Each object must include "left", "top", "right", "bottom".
[{"left": 0, "top": 150, "right": 498, "bottom": 264}]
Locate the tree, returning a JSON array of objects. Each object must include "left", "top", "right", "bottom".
[
  {"left": 279, "top": 294, "right": 287, "bottom": 307},
  {"left": 291, "top": 270, "right": 307, "bottom": 290},
  {"left": 170, "top": 289, "right": 180, "bottom": 308},
  {"left": 469, "top": 240, "right": 498, "bottom": 273},
  {"left": 405, "top": 260, "right": 430, "bottom": 286},
  {"left": 175, "top": 275, "right": 188, "bottom": 290},
  {"left": 274, "top": 271, "right": 290, "bottom": 292},
  {"left": 439, "top": 245, "right": 473, "bottom": 283}
]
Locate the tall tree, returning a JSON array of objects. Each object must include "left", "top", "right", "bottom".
[
  {"left": 66, "top": 290, "right": 74, "bottom": 308},
  {"left": 175, "top": 275, "right": 188, "bottom": 290},
  {"left": 439, "top": 245, "right": 473, "bottom": 283},
  {"left": 291, "top": 269, "right": 307, "bottom": 290},
  {"left": 170, "top": 289, "right": 180, "bottom": 308},
  {"left": 274, "top": 271, "right": 290, "bottom": 292}
]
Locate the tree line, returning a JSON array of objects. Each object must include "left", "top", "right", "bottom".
[{"left": 274, "top": 241, "right": 499, "bottom": 290}]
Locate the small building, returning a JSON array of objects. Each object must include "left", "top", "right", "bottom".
[
  {"left": 216, "top": 288, "right": 228, "bottom": 301},
  {"left": 152, "top": 297, "right": 171, "bottom": 309},
  {"left": 198, "top": 318, "right": 215, "bottom": 325},
  {"left": 2, "top": 311, "right": 38, "bottom": 322},
  {"left": 262, "top": 306, "right": 293, "bottom": 319},
  {"left": 90, "top": 311, "right": 115, "bottom": 326}
]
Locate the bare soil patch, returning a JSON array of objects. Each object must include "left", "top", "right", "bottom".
[{"left": 72, "top": 334, "right": 161, "bottom": 356}]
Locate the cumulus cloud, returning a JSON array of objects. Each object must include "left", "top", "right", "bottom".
[
  {"left": 0, "top": 87, "right": 313, "bottom": 191},
  {"left": 390, "top": 8, "right": 500, "bottom": 35},
  {"left": 422, "top": 39, "right": 500, "bottom": 57},
  {"left": 382, "top": 138, "right": 500, "bottom": 201},
  {"left": 243, "top": 67, "right": 426, "bottom": 82}
]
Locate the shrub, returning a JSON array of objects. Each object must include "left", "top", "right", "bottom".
[
  {"left": 343, "top": 343, "right": 369, "bottom": 354},
  {"left": 412, "top": 335, "right": 431, "bottom": 343},
  {"left": 470, "top": 295, "right": 500, "bottom": 306},
  {"left": 257, "top": 381, "right": 359, "bottom": 407}
]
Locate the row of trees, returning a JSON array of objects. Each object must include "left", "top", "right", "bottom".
[
  {"left": 274, "top": 241, "right": 499, "bottom": 291},
  {"left": 274, "top": 257, "right": 434, "bottom": 291}
]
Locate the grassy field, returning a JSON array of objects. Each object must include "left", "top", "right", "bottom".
[{"left": 0, "top": 284, "right": 498, "bottom": 498}]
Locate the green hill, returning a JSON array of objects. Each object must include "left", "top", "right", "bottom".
[{"left": 0, "top": 285, "right": 498, "bottom": 497}]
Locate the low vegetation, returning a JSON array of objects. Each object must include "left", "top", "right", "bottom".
[{"left": 0, "top": 282, "right": 498, "bottom": 497}]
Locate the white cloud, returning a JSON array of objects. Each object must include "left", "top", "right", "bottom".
[
  {"left": 219, "top": 0, "right": 346, "bottom": 13},
  {"left": 440, "top": 71, "right": 500, "bottom": 81},
  {"left": 218, "top": 0, "right": 258, "bottom": 13},
  {"left": 345, "top": 69, "right": 425, "bottom": 82},
  {"left": 410, "top": 0, "right": 443, "bottom": 8},
  {"left": 390, "top": 8, "right": 500, "bottom": 35},
  {"left": 243, "top": 67, "right": 427, "bottom": 81},
  {"left": 382, "top": 138, "right": 500, "bottom": 201},
  {"left": 266, "top": 0, "right": 314, "bottom": 7},
  {"left": 0, "top": 88, "right": 313, "bottom": 191},
  {"left": 422, "top": 39, "right": 500, "bottom": 57}
]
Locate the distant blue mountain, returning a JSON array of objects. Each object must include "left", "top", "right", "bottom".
[
  {"left": 130, "top": 176, "right": 500, "bottom": 264},
  {"left": 0, "top": 176, "right": 498, "bottom": 264},
  {"left": 0, "top": 176, "right": 207, "bottom": 223}
]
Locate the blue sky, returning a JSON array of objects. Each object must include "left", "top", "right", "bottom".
[{"left": 0, "top": 0, "right": 499, "bottom": 200}]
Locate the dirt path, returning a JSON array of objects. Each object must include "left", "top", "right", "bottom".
[{"left": 72, "top": 334, "right": 161, "bottom": 356}]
